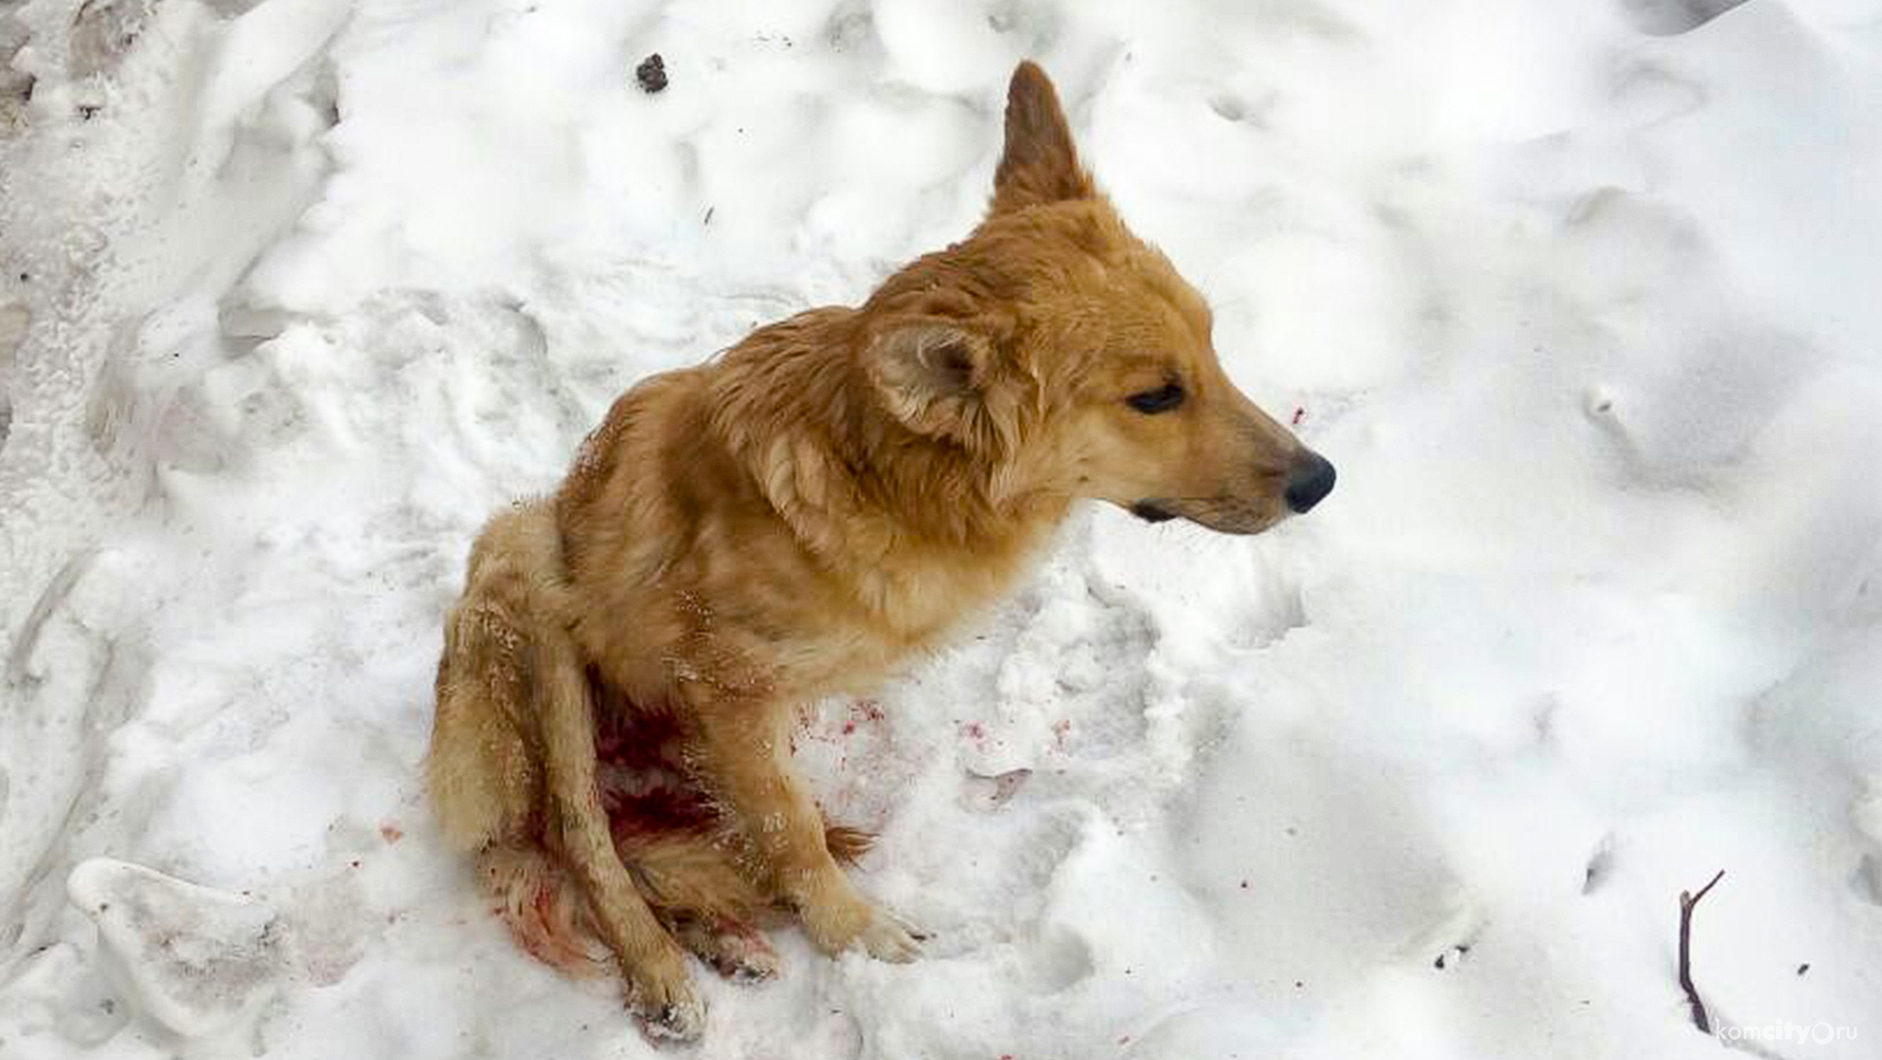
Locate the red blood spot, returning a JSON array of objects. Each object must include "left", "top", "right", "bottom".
[
  {"left": 1291, "top": 406, "right": 1306, "bottom": 426},
  {"left": 964, "top": 721, "right": 986, "bottom": 740},
  {"left": 587, "top": 667, "right": 720, "bottom": 843},
  {"left": 379, "top": 823, "right": 403, "bottom": 843},
  {"left": 836, "top": 700, "right": 884, "bottom": 737}
]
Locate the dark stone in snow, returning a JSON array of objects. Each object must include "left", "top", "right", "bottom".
[{"left": 636, "top": 53, "right": 667, "bottom": 94}]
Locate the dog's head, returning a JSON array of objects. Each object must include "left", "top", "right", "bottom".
[{"left": 860, "top": 61, "right": 1333, "bottom": 535}]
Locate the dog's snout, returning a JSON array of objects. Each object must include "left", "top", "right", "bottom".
[{"left": 1283, "top": 452, "right": 1336, "bottom": 514}]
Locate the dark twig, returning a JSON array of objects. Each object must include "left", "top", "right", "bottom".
[{"left": 1678, "top": 869, "right": 1726, "bottom": 1034}]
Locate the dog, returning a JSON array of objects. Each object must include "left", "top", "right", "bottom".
[{"left": 426, "top": 60, "right": 1334, "bottom": 1041}]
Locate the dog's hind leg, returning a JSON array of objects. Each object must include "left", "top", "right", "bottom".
[
  {"left": 620, "top": 829, "right": 777, "bottom": 981},
  {"left": 429, "top": 505, "right": 702, "bottom": 1041},
  {"left": 537, "top": 636, "right": 705, "bottom": 1041},
  {"left": 430, "top": 519, "right": 612, "bottom": 977},
  {"left": 667, "top": 914, "right": 781, "bottom": 983},
  {"left": 623, "top": 822, "right": 874, "bottom": 982},
  {"left": 479, "top": 843, "right": 605, "bottom": 974},
  {"left": 428, "top": 591, "right": 544, "bottom": 854}
]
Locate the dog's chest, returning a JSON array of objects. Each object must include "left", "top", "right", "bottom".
[{"left": 847, "top": 538, "right": 1039, "bottom": 650}]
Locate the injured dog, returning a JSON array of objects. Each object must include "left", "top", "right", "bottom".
[{"left": 426, "top": 60, "right": 1334, "bottom": 1041}]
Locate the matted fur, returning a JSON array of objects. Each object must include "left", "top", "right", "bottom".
[{"left": 427, "top": 60, "right": 1329, "bottom": 1041}]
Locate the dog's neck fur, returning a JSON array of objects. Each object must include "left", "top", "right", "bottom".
[
  {"left": 704, "top": 283, "right": 1069, "bottom": 622},
  {"left": 713, "top": 316, "right": 1064, "bottom": 538}
]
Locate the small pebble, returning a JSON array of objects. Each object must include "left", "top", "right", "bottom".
[{"left": 636, "top": 53, "right": 668, "bottom": 94}]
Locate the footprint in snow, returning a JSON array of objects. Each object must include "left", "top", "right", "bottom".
[{"left": 67, "top": 858, "right": 283, "bottom": 1038}]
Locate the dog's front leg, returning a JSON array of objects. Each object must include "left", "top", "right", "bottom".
[
  {"left": 690, "top": 694, "right": 921, "bottom": 962},
  {"left": 537, "top": 648, "right": 705, "bottom": 1040}
]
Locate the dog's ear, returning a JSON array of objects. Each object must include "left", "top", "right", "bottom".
[
  {"left": 866, "top": 319, "right": 1004, "bottom": 447},
  {"left": 991, "top": 61, "right": 1094, "bottom": 214}
]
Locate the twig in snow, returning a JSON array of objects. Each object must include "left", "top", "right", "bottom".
[{"left": 1678, "top": 869, "right": 1726, "bottom": 1034}]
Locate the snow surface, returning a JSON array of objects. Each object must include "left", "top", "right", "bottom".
[{"left": 3, "top": 0, "right": 1881, "bottom": 1057}]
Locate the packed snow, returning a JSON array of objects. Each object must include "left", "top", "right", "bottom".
[{"left": 4, "top": 0, "right": 1881, "bottom": 1057}]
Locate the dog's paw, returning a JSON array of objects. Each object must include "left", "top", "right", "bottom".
[
  {"left": 855, "top": 907, "right": 924, "bottom": 963},
  {"left": 627, "top": 968, "right": 706, "bottom": 1044},
  {"left": 634, "top": 992, "right": 706, "bottom": 1044},
  {"left": 795, "top": 873, "right": 925, "bottom": 962},
  {"left": 672, "top": 916, "right": 781, "bottom": 983},
  {"left": 718, "top": 944, "right": 781, "bottom": 983}
]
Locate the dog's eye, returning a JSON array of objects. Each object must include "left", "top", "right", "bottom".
[{"left": 1125, "top": 382, "right": 1185, "bottom": 414}]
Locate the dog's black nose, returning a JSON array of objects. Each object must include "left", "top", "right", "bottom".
[{"left": 1284, "top": 452, "right": 1336, "bottom": 514}]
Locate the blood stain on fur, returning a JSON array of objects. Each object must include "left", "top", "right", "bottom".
[{"left": 588, "top": 669, "right": 719, "bottom": 841}]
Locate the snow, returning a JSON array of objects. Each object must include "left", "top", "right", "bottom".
[
  {"left": 3, "top": 0, "right": 1880, "bottom": 1057},
  {"left": 66, "top": 858, "right": 282, "bottom": 1039}
]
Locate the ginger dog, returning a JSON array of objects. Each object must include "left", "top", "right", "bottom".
[{"left": 427, "top": 61, "right": 1334, "bottom": 1040}]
